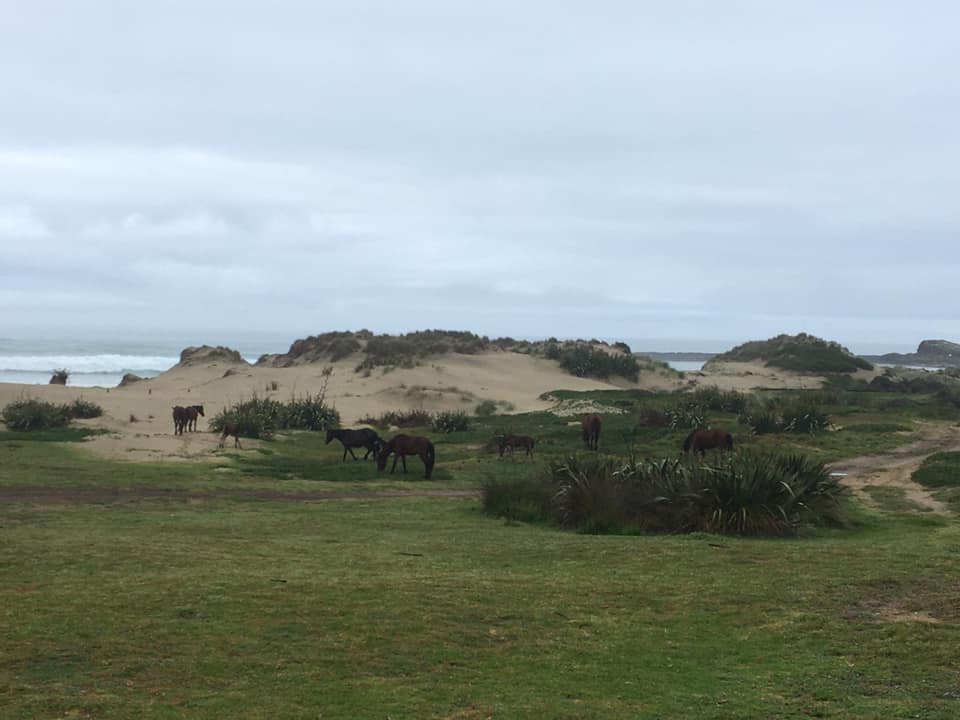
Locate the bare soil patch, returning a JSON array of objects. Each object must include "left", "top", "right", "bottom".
[{"left": 827, "top": 422, "right": 960, "bottom": 514}]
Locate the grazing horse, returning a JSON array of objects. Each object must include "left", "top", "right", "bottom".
[
  {"left": 497, "top": 434, "right": 535, "bottom": 459},
  {"left": 325, "top": 427, "right": 383, "bottom": 461},
  {"left": 581, "top": 413, "right": 602, "bottom": 451},
  {"left": 185, "top": 405, "right": 205, "bottom": 432},
  {"left": 218, "top": 422, "right": 241, "bottom": 449},
  {"left": 682, "top": 428, "right": 734, "bottom": 456},
  {"left": 172, "top": 406, "right": 189, "bottom": 436},
  {"left": 377, "top": 434, "right": 435, "bottom": 479}
]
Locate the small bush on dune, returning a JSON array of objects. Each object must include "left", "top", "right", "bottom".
[
  {"left": 284, "top": 393, "right": 340, "bottom": 431},
  {"left": 357, "top": 409, "right": 433, "bottom": 429},
  {"left": 65, "top": 398, "right": 104, "bottom": 419},
  {"left": 475, "top": 400, "right": 498, "bottom": 417},
  {"left": 210, "top": 394, "right": 340, "bottom": 440},
  {"left": 2, "top": 399, "right": 71, "bottom": 431}
]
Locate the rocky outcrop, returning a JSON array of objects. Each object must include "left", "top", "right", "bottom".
[
  {"left": 177, "top": 345, "right": 248, "bottom": 367},
  {"left": 118, "top": 373, "right": 144, "bottom": 387},
  {"left": 863, "top": 340, "right": 960, "bottom": 368}
]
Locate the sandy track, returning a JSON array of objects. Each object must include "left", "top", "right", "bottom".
[{"left": 827, "top": 423, "right": 960, "bottom": 514}]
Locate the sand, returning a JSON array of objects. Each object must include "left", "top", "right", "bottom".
[{"left": 0, "top": 351, "right": 871, "bottom": 462}]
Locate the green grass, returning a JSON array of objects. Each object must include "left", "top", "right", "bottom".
[{"left": 2, "top": 391, "right": 960, "bottom": 718}]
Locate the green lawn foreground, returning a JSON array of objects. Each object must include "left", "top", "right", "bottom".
[{"left": 2, "top": 398, "right": 960, "bottom": 719}]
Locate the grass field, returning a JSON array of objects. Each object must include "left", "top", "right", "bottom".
[{"left": 2, "top": 389, "right": 960, "bottom": 718}]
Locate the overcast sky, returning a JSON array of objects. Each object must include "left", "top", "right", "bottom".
[{"left": 1, "top": 1, "right": 958, "bottom": 350}]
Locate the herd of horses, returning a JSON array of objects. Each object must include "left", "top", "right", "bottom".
[
  {"left": 172, "top": 405, "right": 734, "bottom": 478},
  {"left": 171, "top": 405, "right": 204, "bottom": 436}
]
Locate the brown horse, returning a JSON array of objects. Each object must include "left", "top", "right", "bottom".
[
  {"left": 581, "top": 414, "right": 601, "bottom": 450},
  {"left": 377, "top": 434, "right": 435, "bottom": 479},
  {"left": 172, "top": 406, "right": 188, "bottom": 435},
  {"left": 219, "top": 422, "right": 242, "bottom": 449},
  {"left": 497, "top": 434, "right": 535, "bottom": 458},
  {"left": 682, "top": 428, "right": 734, "bottom": 456},
  {"left": 326, "top": 427, "right": 383, "bottom": 461},
  {"left": 185, "top": 405, "right": 204, "bottom": 432}
]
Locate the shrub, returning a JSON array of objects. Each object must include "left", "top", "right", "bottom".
[
  {"left": 556, "top": 345, "right": 640, "bottom": 382},
  {"left": 65, "top": 398, "right": 104, "bottom": 419},
  {"left": 356, "top": 409, "right": 433, "bottom": 429},
  {"left": 475, "top": 400, "right": 498, "bottom": 417},
  {"left": 2, "top": 399, "right": 71, "bottom": 431},
  {"left": 666, "top": 404, "right": 709, "bottom": 430},
  {"left": 209, "top": 394, "right": 340, "bottom": 440},
  {"left": 739, "top": 398, "right": 830, "bottom": 434},
  {"left": 432, "top": 410, "right": 470, "bottom": 433},
  {"left": 483, "top": 451, "right": 842, "bottom": 536},
  {"left": 689, "top": 387, "right": 749, "bottom": 414},
  {"left": 283, "top": 393, "right": 340, "bottom": 431}
]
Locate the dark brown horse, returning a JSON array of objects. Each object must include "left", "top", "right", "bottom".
[
  {"left": 218, "top": 422, "right": 242, "bottom": 449},
  {"left": 682, "top": 428, "right": 734, "bottom": 456},
  {"left": 377, "top": 434, "right": 435, "bottom": 479},
  {"left": 582, "top": 414, "right": 601, "bottom": 450},
  {"left": 326, "top": 427, "right": 383, "bottom": 461},
  {"left": 497, "top": 434, "right": 535, "bottom": 458},
  {"left": 172, "top": 406, "right": 188, "bottom": 436},
  {"left": 185, "top": 405, "right": 204, "bottom": 432}
]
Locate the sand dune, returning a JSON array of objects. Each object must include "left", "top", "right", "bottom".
[{"left": 0, "top": 349, "right": 860, "bottom": 462}]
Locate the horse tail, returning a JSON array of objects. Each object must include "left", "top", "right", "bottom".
[
  {"left": 682, "top": 430, "right": 695, "bottom": 453},
  {"left": 726, "top": 432, "right": 734, "bottom": 451},
  {"left": 424, "top": 441, "right": 435, "bottom": 479}
]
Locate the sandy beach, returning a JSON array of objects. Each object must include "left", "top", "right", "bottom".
[{"left": 0, "top": 347, "right": 877, "bottom": 463}]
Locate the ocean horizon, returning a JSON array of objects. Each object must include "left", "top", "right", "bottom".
[{"left": 0, "top": 333, "right": 921, "bottom": 387}]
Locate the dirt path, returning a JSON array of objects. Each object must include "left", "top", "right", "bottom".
[
  {"left": 0, "top": 486, "right": 482, "bottom": 504},
  {"left": 827, "top": 422, "right": 960, "bottom": 514}
]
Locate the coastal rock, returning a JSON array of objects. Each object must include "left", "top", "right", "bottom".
[
  {"left": 177, "top": 345, "right": 247, "bottom": 367},
  {"left": 863, "top": 339, "right": 960, "bottom": 368},
  {"left": 118, "top": 373, "right": 144, "bottom": 387}
]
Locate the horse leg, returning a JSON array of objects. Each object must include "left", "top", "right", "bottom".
[
  {"left": 348, "top": 446, "right": 359, "bottom": 461},
  {"left": 390, "top": 454, "right": 399, "bottom": 474},
  {"left": 401, "top": 454, "right": 408, "bottom": 473}
]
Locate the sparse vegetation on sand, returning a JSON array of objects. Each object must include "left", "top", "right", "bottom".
[
  {"left": 1, "top": 397, "right": 104, "bottom": 431},
  {"left": 707, "top": 332, "right": 873, "bottom": 373},
  {"left": 256, "top": 329, "right": 651, "bottom": 382}
]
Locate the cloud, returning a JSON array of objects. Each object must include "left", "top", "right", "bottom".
[{"left": 0, "top": 2, "right": 958, "bottom": 346}]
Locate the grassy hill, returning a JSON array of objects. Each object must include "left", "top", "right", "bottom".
[{"left": 706, "top": 333, "right": 873, "bottom": 374}]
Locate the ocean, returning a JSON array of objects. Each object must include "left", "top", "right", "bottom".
[{"left": 0, "top": 336, "right": 278, "bottom": 388}]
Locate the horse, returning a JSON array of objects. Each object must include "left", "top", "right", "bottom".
[
  {"left": 497, "top": 434, "right": 535, "bottom": 459},
  {"left": 682, "top": 428, "right": 734, "bottom": 456},
  {"left": 185, "top": 405, "right": 204, "bottom": 432},
  {"left": 377, "top": 434, "right": 435, "bottom": 479},
  {"left": 218, "top": 422, "right": 242, "bottom": 449},
  {"left": 581, "top": 413, "right": 601, "bottom": 450},
  {"left": 325, "top": 427, "right": 383, "bottom": 461},
  {"left": 172, "top": 406, "right": 189, "bottom": 436}
]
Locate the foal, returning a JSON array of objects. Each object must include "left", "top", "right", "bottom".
[
  {"left": 497, "top": 434, "right": 535, "bottom": 459},
  {"left": 218, "top": 423, "right": 242, "bottom": 449}
]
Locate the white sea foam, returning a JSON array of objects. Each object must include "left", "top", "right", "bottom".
[{"left": 0, "top": 354, "right": 179, "bottom": 374}]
